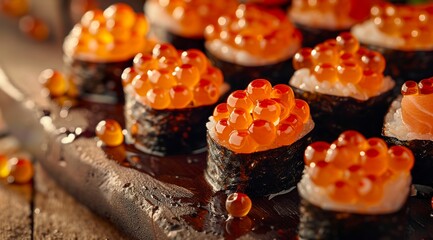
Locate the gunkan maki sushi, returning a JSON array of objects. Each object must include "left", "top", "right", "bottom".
[
  {"left": 144, "top": 0, "right": 238, "bottom": 51},
  {"left": 206, "top": 79, "right": 314, "bottom": 196},
  {"left": 289, "top": 0, "right": 375, "bottom": 47},
  {"left": 204, "top": 3, "right": 302, "bottom": 90},
  {"left": 352, "top": 2, "right": 433, "bottom": 82},
  {"left": 289, "top": 32, "right": 395, "bottom": 139},
  {"left": 298, "top": 130, "right": 413, "bottom": 239},
  {"left": 383, "top": 78, "right": 433, "bottom": 185},
  {"left": 63, "top": 3, "right": 149, "bottom": 103},
  {"left": 123, "top": 43, "right": 224, "bottom": 156}
]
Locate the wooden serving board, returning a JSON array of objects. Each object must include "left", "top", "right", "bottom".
[{"left": 1, "top": 65, "right": 433, "bottom": 239}]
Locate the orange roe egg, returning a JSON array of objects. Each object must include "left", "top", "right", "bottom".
[
  {"left": 253, "top": 99, "right": 281, "bottom": 123},
  {"left": 228, "top": 130, "right": 258, "bottom": 153},
  {"left": 147, "top": 68, "right": 177, "bottom": 89},
  {"left": 367, "top": 138, "right": 388, "bottom": 153},
  {"left": 146, "top": 87, "right": 171, "bottom": 109},
  {"left": 337, "top": 60, "right": 363, "bottom": 84},
  {"left": 336, "top": 130, "right": 368, "bottom": 149},
  {"left": 227, "top": 90, "right": 254, "bottom": 112},
  {"left": 419, "top": 78, "right": 433, "bottom": 94},
  {"left": 121, "top": 67, "right": 138, "bottom": 86},
  {"left": 133, "top": 53, "right": 158, "bottom": 72},
  {"left": 202, "top": 66, "right": 223, "bottom": 85},
  {"left": 360, "top": 147, "right": 389, "bottom": 176},
  {"left": 181, "top": 49, "right": 208, "bottom": 74},
  {"left": 173, "top": 64, "right": 201, "bottom": 88},
  {"left": 226, "top": 193, "right": 252, "bottom": 218},
  {"left": 357, "top": 176, "right": 384, "bottom": 204},
  {"left": 336, "top": 32, "right": 360, "bottom": 53},
  {"left": 358, "top": 69, "right": 384, "bottom": 95},
  {"left": 215, "top": 118, "right": 234, "bottom": 142},
  {"left": 246, "top": 79, "right": 272, "bottom": 103},
  {"left": 293, "top": 48, "right": 315, "bottom": 70},
  {"left": 39, "top": 69, "right": 68, "bottom": 97},
  {"left": 339, "top": 52, "right": 356, "bottom": 63},
  {"left": 313, "top": 63, "right": 338, "bottom": 83},
  {"left": 19, "top": 16, "right": 50, "bottom": 41},
  {"left": 193, "top": 79, "right": 219, "bottom": 106},
  {"left": 304, "top": 141, "right": 331, "bottom": 166},
  {"left": 8, "top": 158, "right": 34, "bottom": 184},
  {"left": 0, "top": 155, "right": 10, "bottom": 178},
  {"left": 361, "top": 51, "right": 386, "bottom": 74},
  {"left": 271, "top": 84, "right": 295, "bottom": 111},
  {"left": 325, "top": 144, "right": 361, "bottom": 169},
  {"left": 81, "top": 9, "right": 105, "bottom": 28},
  {"left": 311, "top": 43, "right": 339, "bottom": 65},
  {"left": 291, "top": 99, "right": 310, "bottom": 123},
  {"left": 152, "top": 43, "right": 178, "bottom": 59},
  {"left": 401, "top": 80, "right": 419, "bottom": 95},
  {"left": 387, "top": 146, "right": 414, "bottom": 173},
  {"left": 213, "top": 103, "right": 230, "bottom": 121},
  {"left": 248, "top": 119, "right": 276, "bottom": 146},
  {"left": 229, "top": 108, "right": 253, "bottom": 130},
  {"left": 309, "top": 160, "right": 343, "bottom": 187},
  {"left": 132, "top": 75, "right": 151, "bottom": 96},
  {"left": 275, "top": 114, "right": 302, "bottom": 146},
  {"left": 329, "top": 180, "right": 358, "bottom": 204},
  {"left": 0, "top": 0, "right": 29, "bottom": 17},
  {"left": 103, "top": 3, "right": 136, "bottom": 28},
  {"left": 95, "top": 119, "right": 124, "bottom": 147},
  {"left": 169, "top": 85, "right": 193, "bottom": 109}
]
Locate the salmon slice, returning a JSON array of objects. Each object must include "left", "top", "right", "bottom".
[{"left": 401, "top": 94, "right": 433, "bottom": 135}]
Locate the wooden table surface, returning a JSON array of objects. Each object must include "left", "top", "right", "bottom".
[{"left": 0, "top": 8, "right": 131, "bottom": 240}]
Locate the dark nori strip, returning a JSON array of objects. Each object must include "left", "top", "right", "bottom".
[
  {"left": 291, "top": 85, "right": 395, "bottom": 140},
  {"left": 365, "top": 44, "right": 433, "bottom": 84},
  {"left": 124, "top": 93, "right": 214, "bottom": 156},
  {"left": 293, "top": 22, "right": 349, "bottom": 48},
  {"left": 150, "top": 26, "right": 205, "bottom": 52},
  {"left": 383, "top": 135, "right": 433, "bottom": 186},
  {"left": 64, "top": 55, "right": 132, "bottom": 104},
  {"left": 206, "top": 50, "right": 294, "bottom": 91},
  {"left": 299, "top": 198, "right": 408, "bottom": 240},
  {"left": 205, "top": 131, "right": 313, "bottom": 196}
]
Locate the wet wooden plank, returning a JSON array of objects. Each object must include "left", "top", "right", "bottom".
[{"left": 32, "top": 164, "right": 129, "bottom": 240}]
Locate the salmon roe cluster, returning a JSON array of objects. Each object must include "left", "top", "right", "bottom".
[
  {"left": 370, "top": 3, "right": 433, "bottom": 49},
  {"left": 212, "top": 79, "right": 310, "bottom": 153},
  {"left": 291, "top": 0, "right": 372, "bottom": 23},
  {"left": 0, "top": 155, "right": 34, "bottom": 184},
  {"left": 293, "top": 32, "right": 386, "bottom": 96},
  {"left": 64, "top": 3, "right": 149, "bottom": 61},
  {"left": 204, "top": 4, "right": 301, "bottom": 58},
  {"left": 122, "top": 43, "right": 223, "bottom": 109},
  {"left": 304, "top": 130, "right": 414, "bottom": 205},
  {"left": 401, "top": 78, "right": 433, "bottom": 135},
  {"left": 148, "top": 0, "right": 237, "bottom": 37}
]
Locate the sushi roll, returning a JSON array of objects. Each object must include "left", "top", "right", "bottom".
[
  {"left": 351, "top": 2, "right": 433, "bottom": 82},
  {"left": 63, "top": 3, "right": 149, "bottom": 103},
  {"left": 205, "top": 79, "right": 314, "bottom": 196},
  {"left": 204, "top": 4, "right": 302, "bottom": 90},
  {"left": 123, "top": 43, "right": 224, "bottom": 156},
  {"left": 289, "top": 0, "right": 375, "bottom": 47},
  {"left": 298, "top": 130, "right": 413, "bottom": 239},
  {"left": 144, "top": 0, "right": 238, "bottom": 51},
  {"left": 383, "top": 78, "right": 433, "bottom": 185},
  {"left": 289, "top": 32, "right": 395, "bottom": 139}
]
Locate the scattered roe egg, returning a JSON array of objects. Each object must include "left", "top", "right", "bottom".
[
  {"left": 38, "top": 69, "right": 69, "bottom": 97},
  {"left": 293, "top": 32, "right": 387, "bottom": 96},
  {"left": 0, "top": 155, "right": 11, "bottom": 178},
  {"left": 8, "top": 157, "right": 34, "bottom": 184},
  {"left": 226, "top": 192, "right": 252, "bottom": 218},
  {"left": 303, "top": 130, "right": 414, "bottom": 205},
  {"left": 124, "top": 44, "right": 222, "bottom": 109},
  {"left": 95, "top": 119, "right": 124, "bottom": 147},
  {"left": 211, "top": 79, "right": 311, "bottom": 153},
  {"left": 19, "top": 15, "right": 49, "bottom": 41}
]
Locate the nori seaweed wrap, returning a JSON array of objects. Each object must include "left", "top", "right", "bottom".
[
  {"left": 298, "top": 130, "right": 413, "bottom": 239},
  {"left": 289, "top": 0, "right": 374, "bottom": 47},
  {"left": 123, "top": 44, "right": 224, "bottom": 156},
  {"left": 351, "top": 2, "right": 433, "bottom": 84},
  {"left": 205, "top": 79, "right": 314, "bottom": 196},
  {"left": 383, "top": 79, "right": 433, "bottom": 185},
  {"left": 289, "top": 33, "right": 395, "bottom": 139},
  {"left": 204, "top": 4, "right": 301, "bottom": 91},
  {"left": 144, "top": 0, "right": 238, "bottom": 51}
]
